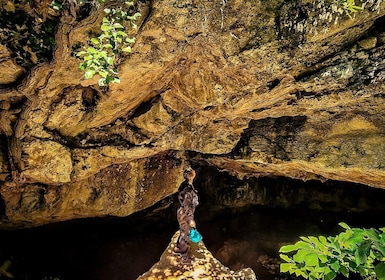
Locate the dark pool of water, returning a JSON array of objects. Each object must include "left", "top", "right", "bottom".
[{"left": 0, "top": 205, "right": 384, "bottom": 280}]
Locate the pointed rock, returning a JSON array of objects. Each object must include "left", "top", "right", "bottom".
[{"left": 137, "top": 231, "right": 257, "bottom": 280}]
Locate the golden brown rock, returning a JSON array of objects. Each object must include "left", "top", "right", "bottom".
[
  {"left": 0, "top": 44, "right": 24, "bottom": 85},
  {"left": 0, "top": 0, "right": 385, "bottom": 227},
  {"left": 137, "top": 231, "right": 257, "bottom": 280}
]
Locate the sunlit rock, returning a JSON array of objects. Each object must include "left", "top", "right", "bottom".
[
  {"left": 1, "top": 0, "right": 385, "bottom": 227},
  {"left": 137, "top": 231, "right": 257, "bottom": 280}
]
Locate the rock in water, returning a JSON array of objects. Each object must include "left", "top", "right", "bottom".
[{"left": 137, "top": 231, "right": 257, "bottom": 280}]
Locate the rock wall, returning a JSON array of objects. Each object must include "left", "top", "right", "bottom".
[{"left": 1, "top": 0, "right": 385, "bottom": 228}]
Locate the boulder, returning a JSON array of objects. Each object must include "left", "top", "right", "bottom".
[{"left": 137, "top": 231, "right": 257, "bottom": 280}]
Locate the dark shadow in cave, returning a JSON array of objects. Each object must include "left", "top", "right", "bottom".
[
  {"left": 0, "top": 168, "right": 385, "bottom": 280},
  {"left": 0, "top": 193, "right": 6, "bottom": 219}
]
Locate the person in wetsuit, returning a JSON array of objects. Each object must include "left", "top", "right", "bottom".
[{"left": 174, "top": 167, "right": 199, "bottom": 261}]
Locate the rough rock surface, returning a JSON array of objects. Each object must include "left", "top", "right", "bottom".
[
  {"left": 0, "top": 44, "right": 24, "bottom": 85},
  {"left": 137, "top": 231, "right": 257, "bottom": 280},
  {"left": 0, "top": 0, "right": 385, "bottom": 227}
]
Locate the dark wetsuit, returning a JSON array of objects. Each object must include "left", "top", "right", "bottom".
[{"left": 175, "top": 180, "right": 199, "bottom": 260}]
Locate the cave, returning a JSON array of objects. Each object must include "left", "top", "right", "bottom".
[
  {"left": 1, "top": 0, "right": 385, "bottom": 279},
  {"left": 1, "top": 168, "right": 385, "bottom": 279}
]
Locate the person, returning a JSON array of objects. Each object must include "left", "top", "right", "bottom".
[{"left": 174, "top": 167, "right": 201, "bottom": 262}]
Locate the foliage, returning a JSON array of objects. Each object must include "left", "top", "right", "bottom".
[
  {"left": 76, "top": 1, "right": 140, "bottom": 86},
  {"left": 0, "top": 2, "right": 58, "bottom": 68},
  {"left": 279, "top": 223, "right": 385, "bottom": 280},
  {"left": 323, "top": 0, "right": 364, "bottom": 19},
  {"left": 336, "top": 0, "right": 363, "bottom": 18}
]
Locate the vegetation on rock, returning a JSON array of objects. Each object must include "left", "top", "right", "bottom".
[
  {"left": 0, "top": 0, "right": 385, "bottom": 228},
  {"left": 279, "top": 223, "right": 385, "bottom": 280},
  {"left": 77, "top": 1, "right": 140, "bottom": 86}
]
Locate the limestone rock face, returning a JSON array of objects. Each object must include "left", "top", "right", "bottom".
[
  {"left": 1, "top": 0, "right": 385, "bottom": 227},
  {"left": 137, "top": 231, "right": 257, "bottom": 280}
]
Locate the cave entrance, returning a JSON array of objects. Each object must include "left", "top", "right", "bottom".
[{"left": 0, "top": 169, "right": 385, "bottom": 279}]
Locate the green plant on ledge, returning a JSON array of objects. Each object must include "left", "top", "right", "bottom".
[
  {"left": 77, "top": 1, "right": 140, "bottom": 86},
  {"left": 337, "top": 0, "right": 363, "bottom": 19},
  {"left": 279, "top": 222, "right": 385, "bottom": 280}
]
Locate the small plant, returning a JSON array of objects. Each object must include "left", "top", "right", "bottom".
[
  {"left": 337, "top": 0, "right": 363, "bottom": 19},
  {"left": 279, "top": 222, "right": 385, "bottom": 280},
  {"left": 77, "top": 1, "right": 140, "bottom": 86}
]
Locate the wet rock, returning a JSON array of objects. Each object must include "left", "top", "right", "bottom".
[{"left": 137, "top": 231, "right": 257, "bottom": 280}]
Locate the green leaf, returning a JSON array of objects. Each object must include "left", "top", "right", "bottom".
[
  {"left": 98, "top": 78, "right": 107, "bottom": 86},
  {"left": 122, "top": 46, "right": 132, "bottom": 53},
  {"left": 330, "top": 261, "right": 340, "bottom": 272},
  {"left": 113, "top": 23, "right": 124, "bottom": 29},
  {"left": 87, "top": 47, "right": 96, "bottom": 54},
  {"left": 340, "top": 265, "right": 349, "bottom": 278},
  {"left": 91, "top": 38, "right": 99, "bottom": 45},
  {"left": 106, "top": 57, "right": 114, "bottom": 65},
  {"left": 280, "top": 263, "right": 294, "bottom": 273},
  {"left": 125, "top": 37, "right": 136, "bottom": 44},
  {"left": 325, "top": 270, "right": 337, "bottom": 280},
  {"left": 319, "top": 236, "right": 327, "bottom": 244},
  {"left": 339, "top": 222, "right": 351, "bottom": 230},
  {"left": 84, "top": 55, "right": 93, "bottom": 61},
  {"left": 76, "top": 51, "right": 87, "bottom": 57},
  {"left": 103, "top": 44, "right": 113, "bottom": 49},
  {"left": 101, "top": 24, "right": 111, "bottom": 32},
  {"left": 279, "top": 244, "right": 300, "bottom": 253},
  {"left": 375, "top": 263, "right": 385, "bottom": 280},
  {"left": 99, "top": 70, "right": 108, "bottom": 78},
  {"left": 85, "top": 69, "right": 95, "bottom": 79},
  {"left": 305, "top": 253, "right": 319, "bottom": 267},
  {"left": 293, "top": 249, "right": 308, "bottom": 262},
  {"left": 375, "top": 242, "right": 385, "bottom": 257},
  {"left": 118, "top": 31, "right": 127, "bottom": 37},
  {"left": 279, "top": 253, "right": 293, "bottom": 263}
]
